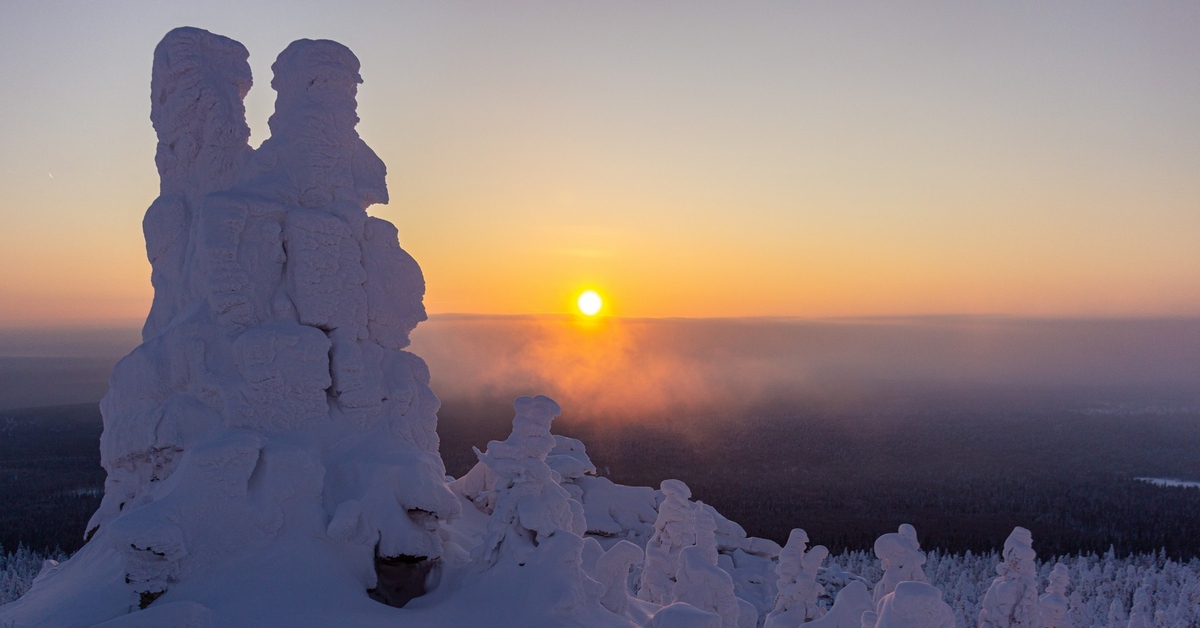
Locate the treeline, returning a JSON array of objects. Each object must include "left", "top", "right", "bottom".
[
  {"left": 6, "top": 391, "right": 1200, "bottom": 559},
  {"left": 442, "top": 390, "right": 1200, "bottom": 558},
  {"left": 0, "top": 404, "right": 104, "bottom": 554}
]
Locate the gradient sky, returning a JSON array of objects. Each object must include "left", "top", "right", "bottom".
[{"left": 1, "top": 1, "right": 1198, "bottom": 325}]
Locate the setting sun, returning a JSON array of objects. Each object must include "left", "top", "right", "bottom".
[{"left": 577, "top": 290, "right": 603, "bottom": 316}]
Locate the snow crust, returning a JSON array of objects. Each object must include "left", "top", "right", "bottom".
[{"left": 3, "top": 26, "right": 1199, "bottom": 628}]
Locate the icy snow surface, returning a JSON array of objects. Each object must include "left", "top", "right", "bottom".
[{"left": 4, "top": 26, "right": 1200, "bottom": 628}]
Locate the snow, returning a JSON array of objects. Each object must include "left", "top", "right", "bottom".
[
  {"left": 4, "top": 25, "right": 1200, "bottom": 628},
  {"left": 765, "top": 528, "right": 828, "bottom": 627},
  {"left": 979, "top": 527, "right": 1042, "bottom": 628},
  {"left": 868, "top": 581, "right": 955, "bottom": 628},
  {"left": 871, "top": 524, "right": 929, "bottom": 606}
]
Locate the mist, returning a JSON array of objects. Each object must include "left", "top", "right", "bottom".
[
  {"left": 412, "top": 315, "right": 1200, "bottom": 423},
  {"left": 2, "top": 316, "right": 1199, "bottom": 416}
]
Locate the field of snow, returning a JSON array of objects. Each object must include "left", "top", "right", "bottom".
[{"left": 7, "top": 544, "right": 1199, "bottom": 626}]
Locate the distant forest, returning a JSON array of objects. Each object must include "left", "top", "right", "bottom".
[
  {"left": 5, "top": 390, "right": 1200, "bottom": 559},
  {"left": 0, "top": 405, "right": 103, "bottom": 554}
]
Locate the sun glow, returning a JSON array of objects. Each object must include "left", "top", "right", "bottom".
[{"left": 577, "top": 290, "right": 603, "bottom": 316}]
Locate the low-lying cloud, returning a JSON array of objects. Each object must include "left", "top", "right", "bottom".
[
  {"left": 4, "top": 317, "right": 1199, "bottom": 419},
  {"left": 411, "top": 315, "right": 1200, "bottom": 422}
]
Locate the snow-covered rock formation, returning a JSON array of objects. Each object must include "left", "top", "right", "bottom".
[
  {"left": 0, "top": 26, "right": 468, "bottom": 628},
  {"left": 979, "top": 527, "right": 1042, "bottom": 628}
]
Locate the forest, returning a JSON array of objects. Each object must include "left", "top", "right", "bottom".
[{"left": 4, "top": 387, "right": 1200, "bottom": 559}]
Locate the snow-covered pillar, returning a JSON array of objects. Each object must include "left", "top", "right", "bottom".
[
  {"left": 4, "top": 29, "right": 461, "bottom": 624},
  {"left": 142, "top": 27, "right": 254, "bottom": 339}
]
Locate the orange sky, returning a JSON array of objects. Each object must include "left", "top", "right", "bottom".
[{"left": 1, "top": 2, "right": 1198, "bottom": 325}]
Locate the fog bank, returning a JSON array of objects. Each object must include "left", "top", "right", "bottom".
[{"left": 3, "top": 316, "right": 1199, "bottom": 416}]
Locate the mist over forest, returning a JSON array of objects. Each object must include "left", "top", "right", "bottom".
[{"left": 3, "top": 316, "right": 1200, "bottom": 558}]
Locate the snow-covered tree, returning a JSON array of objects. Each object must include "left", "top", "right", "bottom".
[
  {"left": 471, "top": 395, "right": 588, "bottom": 567},
  {"left": 765, "top": 528, "right": 828, "bottom": 627},
  {"left": 595, "top": 540, "right": 644, "bottom": 615},
  {"left": 673, "top": 503, "right": 743, "bottom": 628},
  {"left": 979, "top": 527, "right": 1042, "bottom": 628},
  {"left": 872, "top": 524, "right": 929, "bottom": 606},
  {"left": 1038, "top": 562, "right": 1070, "bottom": 628},
  {"left": 639, "top": 479, "right": 697, "bottom": 604}
]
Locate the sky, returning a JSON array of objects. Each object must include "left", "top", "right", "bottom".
[{"left": 1, "top": 1, "right": 1198, "bottom": 325}]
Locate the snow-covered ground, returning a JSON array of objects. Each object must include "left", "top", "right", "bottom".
[{"left": 7, "top": 544, "right": 1200, "bottom": 626}]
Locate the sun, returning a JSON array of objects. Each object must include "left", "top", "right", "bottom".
[{"left": 577, "top": 290, "right": 603, "bottom": 316}]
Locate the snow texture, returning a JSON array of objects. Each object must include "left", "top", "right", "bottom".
[
  {"left": 806, "top": 581, "right": 873, "bottom": 628},
  {"left": 594, "top": 541, "right": 643, "bottom": 615},
  {"left": 868, "top": 581, "right": 955, "bottom": 628}
]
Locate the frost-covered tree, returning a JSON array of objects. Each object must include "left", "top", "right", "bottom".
[
  {"left": 979, "top": 527, "right": 1042, "bottom": 628},
  {"left": 673, "top": 503, "right": 743, "bottom": 628},
  {"left": 872, "top": 524, "right": 929, "bottom": 606},
  {"left": 456, "top": 395, "right": 616, "bottom": 624},
  {"left": 1126, "top": 583, "right": 1152, "bottom": 628},
  {"left": 765, "top": 528, "right": 828, "bottom": 627},
  {"left": 1037, "top": 562, "right": 1070, "bottom": 628},
  {"left": 639, "top": 479, "right": 697, "bottom": 604},
  {"left": 472, "top": 395, "right": 588, "bottom": 567}
]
